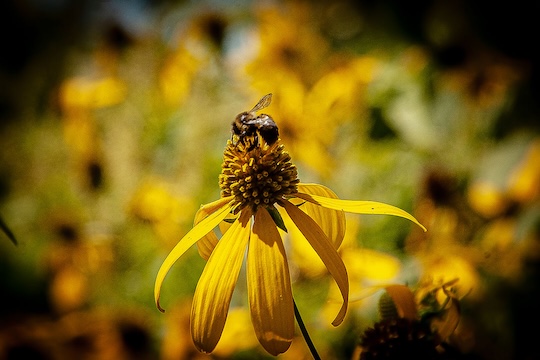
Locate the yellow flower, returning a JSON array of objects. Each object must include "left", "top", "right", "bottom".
[
  {"left": 154, "top": 94, "right": 426, "bottom": 356},
  {"left": 159, "top": 45, "right": 201, "bottom": 107},
  {"left": 129, "top": 178, "right": 196, "bottom": 244},
  {"left": 59, "top": 76, "right": 126, "bottom": 111},
  {"left": 245, "top": 2, "right": 330, "bottom": 88}
]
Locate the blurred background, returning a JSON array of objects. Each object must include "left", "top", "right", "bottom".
[{"left": 1, "top": 0, "right": 539, "bottom": 359}]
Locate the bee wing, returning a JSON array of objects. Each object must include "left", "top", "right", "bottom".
[{"left": 249, "top": 93, "right": 272, "bottom": 112}]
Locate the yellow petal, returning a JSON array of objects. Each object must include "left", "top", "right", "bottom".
[
  {"left": 294, "top": 192, "right": 427, "bottom": 232},
  {"left": 196, "top": 234, "right": 219, "bottom": 261},
  {"left": 247, "top": 208, "right": 294, "bottom": 355},
  {"left": 194, "top": 197, "right": 233, "bottom": 260},
  {"left": 218, "top": 213, "right": 236, "bottom": 235},
  {"left": 296, "top": 183, "right": 346, "bottom": 249},
  {"left": 384, "top": 285, "right": 418, "bottom": 320},
  {"left": 286, "top": 221, "right": 328, "bottom": 278},
  {"left": 154, "top": 202, "right": 232, "bottom": 312},
  {"left": 281, "top": 200, "right": 349, "bottom": 326},
  {"left": 191, "top": 209, "right": 252, "bottom": 354},
  {"left": 431, "top": 297, "right": 460, "bottom": 341}
]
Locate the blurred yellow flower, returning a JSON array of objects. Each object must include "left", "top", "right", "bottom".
[
  {"left": 507, "top": 138, "right": 540, "bottom": 203},
  {"left": 62, "top": 111, "right": 97, "bottom": 162},
  {"left": 159, "top": 45, "right": 201, "bottom": 107},
  {"left": 301, "top": 215, "right": 394, "bottom": 310},
  {"left": 306, "top": 56, "right": 380, "bottom": 121},
  {"left": 44, "top": 213, "right": 116, "bottom": 314},
  {"left": 159, "top": 10, "right": 228, "bottom": 107},
  {"left": 160, "top": 299, "right": 206, "bottom": 360},
  {"left": 467, "top": 181, "right": 507, "bottom": 218},
  {"left": 154, "top": 94, "right": 425, "bottom": 356},
  {"left": 49, "top": 265, "right": 88, "bottom": 313},
  {"left": 212, "top": 308, "right": 259, "bottom": 357},
  {"left": 478, "top": 217, "right": 532, "bottom": 280},
  {"left": 321, "top": 216, "right": 401, "bottom": 324},
  {"left": 59, "top": 76, "right": 127, "bottom": 111},
  {"left": 323, "top": 247, "right": 402, "bottom": 326},
  {"left": 58, "top": 73, "right": 127, "bottom": 191},
  {"left": 243, "top": 3, "right": 383, "bottom": 176},
  {"left": 250, "top": 56, "right": 379, "bottom": 176},
  {"left": 246, "top": 2, "right": 329, "bottom": 88},
  {"left": 420, "top": 255, "right": 480, "bottom": 300},
  {"left": 129, "top": 178, "right": 196, "bottom": 244},
  {"left": 467, "top": 136, "right": 540, "bottom": 218},
  {"left": 344, "top": 248, "right": 402, "bottom": 282}
]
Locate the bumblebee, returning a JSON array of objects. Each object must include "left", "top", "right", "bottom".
[{"left": 232, "top": 93, "right": 279, "bottom": 149}]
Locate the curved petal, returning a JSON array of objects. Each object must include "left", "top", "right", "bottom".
[
  {"left": 198, "top": 213, "right": 237, "bottom": 260},
  {"left": 218, "top": 213, "right": 236, "bottom": 235},
  {"left": 154, "top": 202, "right": 232, "bottom": 312},
  {"left": 194, "top": 197, "right": 234, "bottom": 222},
  {"left": 294, "top": 192, "right": 427, "bottom": 232},
  {"left": 276, "top": 206, "right": 331, "bottom": 278},
  {"left": 297, "top": 183, "right": 346, "bottom": 249},
  {"left": 196, "top": 234, "right": 219, "bottom": 261},
  {"left": 248, "top": 208, "right": 294, "bottom": 355},
  {"left": 281, "top": 200, "right": 349, "bottom": 326},
  {"left": 195, "top": 197, "right": 234, "bottom": 260},
  {"left": 191, "top": 209, "right": 252, "bottom": 354},
  {"left": 385, "top": 284, "right": 418, "bottom": 320}
]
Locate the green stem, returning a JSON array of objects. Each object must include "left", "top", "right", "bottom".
[{"left": 293, "top": 299, "right": 321, "bottom": 360}]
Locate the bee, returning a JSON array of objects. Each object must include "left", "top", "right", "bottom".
[{"left": 232, "top": 93, "right": 279, "bottom": 149}]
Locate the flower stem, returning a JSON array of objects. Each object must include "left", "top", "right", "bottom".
[{"left": 293, "top": 299, "right": 321, "bottom": 360}]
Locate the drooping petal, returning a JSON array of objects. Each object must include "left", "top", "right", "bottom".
[
  {"left": 384, "top": 284, "right": 418, "bottom": 320},
  {"left": 282, "top": 214, "right": 328, "bottom": 278},
  {"left": 191, "top": 209, "right": 252, "bottom": 354},
  {"left": 218, "top": 212, "right": 236, "bottom": 236},
  {"left": 196, "top": 213, "right": 237, "bottom": 258},
  {"left": 247, "top": 207, "right": 294, "bottom": 355},
  {"left": 194, "top": 196, "right": 234, "bottom": 260},
  {"left": 154, "top": 202, "right": 232, "bottom": 312},
  {"left": 296, "top": 183, "right": 346, "bottom": 248},
  {"left": 294, "top": 192, "right": 427, "bottom": 232},
  {"left": 281, "top": 200, "right": 349, "bottom": 326},
  {"left": 280, "top": 184, "right": 346, "bottom": 277},
  {"left": 194, "top": 197, "right": 234, "bottom": 221},
  {"left": 196, "top": 233, "right": 219, "bottom": 261},
  {"left": 431, "top": 296, "right": 460, "bottom": 341}
]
